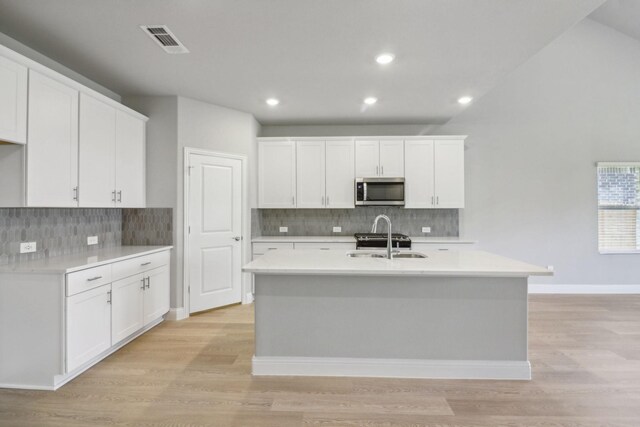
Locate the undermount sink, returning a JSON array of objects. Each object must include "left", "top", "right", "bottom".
[
  {"left": 346, "top": 251, "right": 386, "bottom": 258},
  {"left": 346, "top": 251, "right": 427, "bottom": 259},
  {"left": 392, "top": 252, "right": 428, "bottom": 259}
]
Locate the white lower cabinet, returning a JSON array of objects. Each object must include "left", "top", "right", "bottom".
[
  {"left": 111, "top": 274, "right": 145, "bottom": 344},
  {"left": 66, "top": 284, "right": 112, "bottom": 372},
  {"left": 143, "top": 266, "right": 170, "bottom": 326}
]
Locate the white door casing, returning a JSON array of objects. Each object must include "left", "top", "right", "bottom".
[{"left": 188, "top": 153, "right": 243, "bottom": 313}]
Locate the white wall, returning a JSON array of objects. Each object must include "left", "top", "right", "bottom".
[{"left": 436, "top": 19, "right": 640, "bottom": 285}]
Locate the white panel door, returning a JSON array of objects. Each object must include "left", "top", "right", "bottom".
[
  {"left": 188, "top": 153, "right": 242, "bottom": 313},
  {"left": 26, "top": 70, "right": 79, "bottom": 207},
  {"left": 66, "top": 284, "right": 111, "bottom": 372},
  {"left": 144, "top": 266, "right": 170, "bottom": 325},
  {"left": 325, "top": 140, "right": 355, "bottom": 208},
  {"left": 434, "top": 140, "right": 465, "bottom": 208},
  {"left": 79, "top": 93, "right": 116, "bottom": 207},
  {"left": 0, "top": 55, "right": 27, "bottom": 144},
  {"left": 379, "top": 140, "right": 404, "bottom": 177},
  {"left": 111, "top": 274, "right": 144, "bottom": 344},
  {"left": 258, "top": 141, "right": 296, "bottom": 208},
  {"left": 296, "top": 140, "right": 326, "bottom": 208},
  {"left": 115, "top": 110, "right": 145, "bottom": 207},
  {"left": 355, "top": 140, "right": 379, "bottom": 177},
  {"left": 404, "top": 140, "right": 435, "bottom": 208}
]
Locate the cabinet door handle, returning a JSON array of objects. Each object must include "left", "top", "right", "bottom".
[
  {"left": 87, "top": 276, "right": 103, "bottom": 282},
  {"left": 145, "top": 277, "right": 150, "bottom": 289},
  {"left": 321, "top": 196, "right": 325, "bottom": 206},
  {"left": 376, "top": 165, "right": 379, "bottom": 176},
  {"left": 73, "top": 186, "right": 78, "bottom": 201},
  {"left": 111, "top": 190, "right": 116, "bottom": 202},
  {"left": 436, "top": 196, "right": 439, "bottom": 205},
  {"left": 431, "top": 196, "right": 434, "bottom": 206},
  {"left": 326, "top": 196, "right": 330, "bottom": 206},
  {"left": 292, "top": 196, "right": 295, "bottom": 206},
  {"left": 141, "top": 278, "right": 146, "bottom": 290},
  {"left": 117, "top": 190, "right": 122, "bottom": 202},
  {"left": 107, "top": 290, "right": 112, "bottom": 304},
  {"left": 141, "top": 262, "right": 152, "bottom": 266},
  {"left": 381, "top": 165, "right": 384, "bottom": 176}
]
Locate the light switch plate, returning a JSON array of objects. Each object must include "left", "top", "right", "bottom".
[
  {"left": 87, "top": 236, "right": 98, "bottom": 245},
  {"left": 421, "top": 227, "right": 431, "bottom": 233},
  {"left": 279, "top": 226, "right": 288, "bottom": 233},
  {"left": 333, "top": 226, "right": 342, "bottom": 233},
  {"left": 20, "top": 242, "right": 36, "bottom": 253}
]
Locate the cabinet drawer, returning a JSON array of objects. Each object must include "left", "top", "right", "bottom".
[
  {"left": 112, "top": 250, "right": 170, "bottom": 281},
  {"left": 252, "top": 242, "right": 294, "bottom": 254},
  {"left": 67, "top": 264, "right": 112, "bottom": 296},
  {"left": 294, "top": 242, "right": 355, "bottom": 250}
]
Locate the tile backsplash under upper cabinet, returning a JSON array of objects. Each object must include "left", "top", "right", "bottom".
[{"left": 0, "top": 208, "right": 172, "bottom": 266}]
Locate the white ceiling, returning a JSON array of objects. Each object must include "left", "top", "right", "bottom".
[
  {"left": 589, "top": 0, "right": 640, "bottom": 42},
  {"left": 0, "top": 0, "right": 604, "bottom": 125}
]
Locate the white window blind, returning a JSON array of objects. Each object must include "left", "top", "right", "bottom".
[{"left": 597, "top": 163, "right": 640, "bottom": 253}]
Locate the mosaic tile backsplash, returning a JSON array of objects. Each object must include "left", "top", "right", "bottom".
[
  {"left": 253, "top": 207, "right": 458, "bottom": 237},
  {"left": 122, "top": 208, "right": 173, "bottom": 246},
  {"left": 0, "top": 208, "right": 173, "bottom": 266},
  {"left": 0, "top": 208, "right": 122, "bottom": 265}
]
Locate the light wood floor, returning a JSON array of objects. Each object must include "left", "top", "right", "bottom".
[{"left": 1, "top": 295, "right": 640, "bottom": 426}]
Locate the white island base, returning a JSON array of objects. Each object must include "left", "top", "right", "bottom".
[{"left": 246, "top": 250, "right": 552, "bottom": 381}]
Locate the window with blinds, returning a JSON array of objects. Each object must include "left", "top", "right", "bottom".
[{"left": 597, "top": 163, "right": 640, "bottom": 253}]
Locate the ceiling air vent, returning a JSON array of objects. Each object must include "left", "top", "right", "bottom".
[{"left": 140, "top": 25, "right": 189, "bottom": 54}]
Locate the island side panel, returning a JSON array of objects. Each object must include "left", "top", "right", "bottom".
[{"left": 255, "top": 274, "right": 528, "bottom": 362}]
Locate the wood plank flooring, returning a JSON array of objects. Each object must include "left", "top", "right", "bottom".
[{"left": 1, "top": 295, "right": 640, "bottom": 426}]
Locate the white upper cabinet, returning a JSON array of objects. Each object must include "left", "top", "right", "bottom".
[
  {"left": 355, "top": 139, "right": 404, "bottom": 177},
  {"left": 0, "top": 54, "right": 27, "bottom": 144},
  {"left": 355, "top": 140, "right": 379, "bottom": 177},
  {"left": 379, "top": 140, "right": 404, "bottom": 177},
  {"left": 434, "top": 139, "right": 465, "bottom": 208},
  {"left": 294, "top": 139, "right": 355, "bottom": 209},
  {"left": 79, "top": 94, "right": 146, "bottom": 208},
  {"left": 259, "top": 140, "right": 296, "bottom": 208},
  {"left": 79, "top": 93, "right": 117, "bottom": 207},
  {"left": 115, "top": 110, "right": 146, "bottom": 207},
  {"left": 296, "top": 140, "right": 326, "bottom": 208},
  {"left": 27, "top": 70, "right": 79, "bottom": 207},
  {"left": 404, "top": 138, "right": 465, "bottom": 209},
  {"left": 404, "top": 140, "right": 435, "bottom": 208},
  {"left": 325, "top": 140, "right": 355, "bottom": 208}
]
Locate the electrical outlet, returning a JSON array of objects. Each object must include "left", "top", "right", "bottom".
[
  {"left": 421, "top": 227, "right": 431, "bottom": 233},
  {"left": 279, "top": 226, "right": 288, "bottom": 233},
  {"left": 20, "top": 242, "right": 37, "bottom": 254},
  {"left": 547, "top": 265, "right": 554, "bottom": 272},
  {"left": 87, "top": 236, "right": 98, "bottom": 245},
  {"left": 333, "top": 226, "right": 342, "bottom": 233}
]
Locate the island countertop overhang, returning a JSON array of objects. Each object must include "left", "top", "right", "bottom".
[{"left": 243, "top": 249, "right": 552, "bottom": 278}]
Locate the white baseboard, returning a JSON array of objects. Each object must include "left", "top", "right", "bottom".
[
  {"left": 252, "top": 356, "right": 531, "bottom": 380},
  {"left": 166, "top": 307, "right": 188, "bottom": 321},
  {"left": 529, "top": 284, "right": 640, "bottom": 294}
]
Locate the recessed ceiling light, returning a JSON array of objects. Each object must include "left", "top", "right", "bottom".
[
  {"left": 375, "top": 53, "right": 395, "bottom": 65},
  {"left": 266, "top": 98, "right": 280, "bottom": 106},
  {"left": 364, "top": 97, "right": 378, "bottom": 105},
  {"left": 458, "top": 96, "right": 473, "bottom": 105}
]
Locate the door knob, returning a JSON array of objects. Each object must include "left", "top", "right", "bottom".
[{"left": 233, "top": 236, "right": 242, "bottom": 241}]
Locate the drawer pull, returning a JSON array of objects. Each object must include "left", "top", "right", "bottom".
[
  {"left": 267, "top": 248, "right": 277, "bottom": 250},
  {"left": 320, "top": 248, "right": 330, "bottom": 250},
  {"left": 141, "top": 262, "right": 152, "bottom": 266},
  {"left": 87, "top": 276, "right": 103, "bottom": 282}
]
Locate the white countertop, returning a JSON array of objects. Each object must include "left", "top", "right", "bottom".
[
  {"left": 243, "top": 249, "right": 551, "bottom": 278},
  {"left": 0, "top": 246, "right": 173, "bottom": 274},
  {"left": 252, "top": 236, "right": 476, "bottom": 244}
]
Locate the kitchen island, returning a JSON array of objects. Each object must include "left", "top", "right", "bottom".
[{"left": 243, "top": 249, "right": 551, "bottom": 380}]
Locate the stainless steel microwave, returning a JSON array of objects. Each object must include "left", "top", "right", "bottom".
[{"left": 355, "top": 177, "right": 405, "bottom": 206}]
